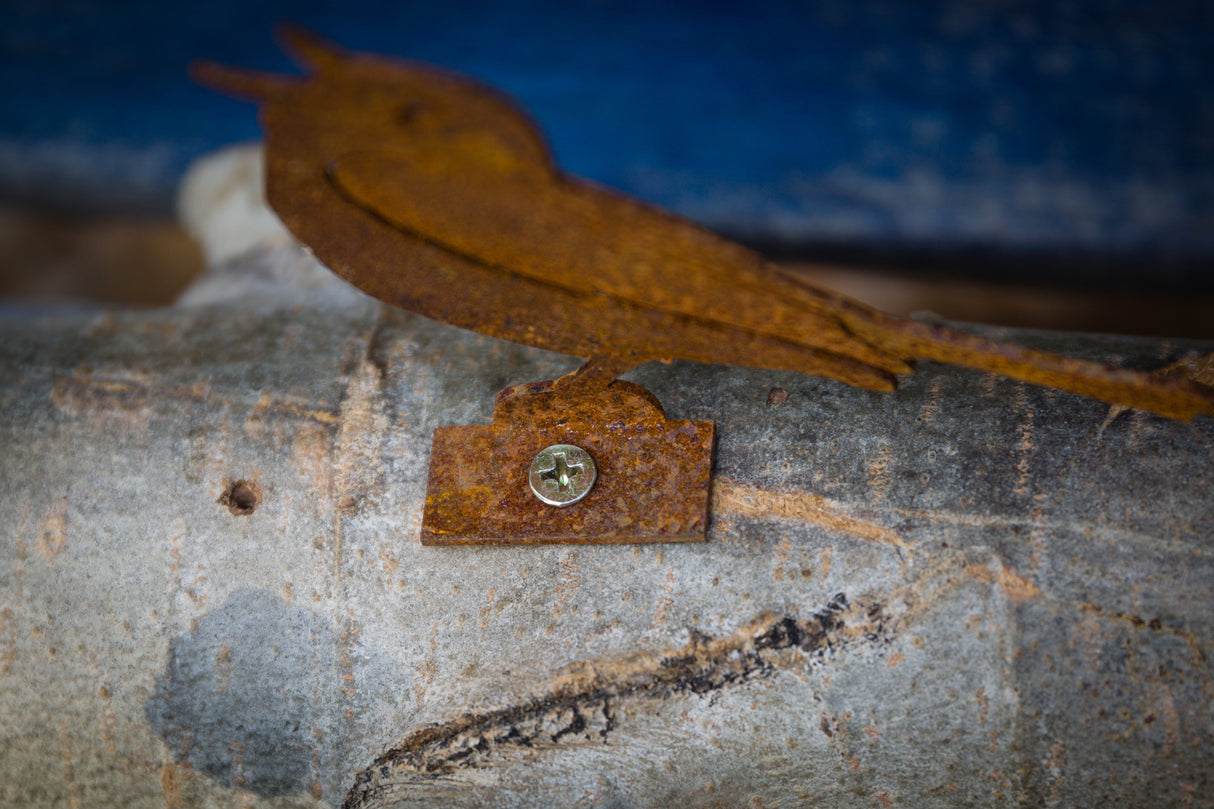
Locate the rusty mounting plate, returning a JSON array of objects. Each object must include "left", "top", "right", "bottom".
[{"left": 421, "top": 380, "right": 715, "bottom": 545}]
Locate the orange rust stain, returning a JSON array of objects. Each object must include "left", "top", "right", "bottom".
[
  {"left": 712, "top": 479, "right": 906, "bottom": 550},
  {"left": 36, "top": 496, "right": 69, "bottom": 563},
  {"left": 379, "top": 549, "right": 400, "bottom": 587},
  {"left": 57, "top": 725, "right": 80, "bottom": 809},
  {"left": 650, "top": 567, "right": 678, "bottom": 630},
  {"left": 867, "top": 444, "right": 894, "bottom": 505},
  {"left": 230, "top": 740, "right": 250, "bottom": 793},
  {"left": 819, "top": 546, "right": 834, "bottom": 581},
  {"left": 159, "top": 760, "right": 190, "bottom": 808},
  {"left": 167, "top": 521, "right": 185, "bottom": 590},
  {"left": 1026, "top": 492, "right": 1049, "bottom": 577},
  {"left": 50, "top": 368, "right": 221, "bottom": 430},
  {"left": 773, "top": 534, "right": 792, "bottom": 580},
  {"left": 876, "top": 792, "right": 893, "bottom": 808},
  {"left": 188, "top": 420, "right": 229, "bottom": 489},
  {"left": 311, "top": 535, "right": 328, "bottom": 604},
  {"left": 0, "top": 605, "right": 16, "bottom": 674},
  {"left": 975, "top": 687, "right": 990, "bottom": 724},
  {"left": 966, "top": 562, "right": 1042, "bottom": 602},
  {"left": 87, "top": 654, "right": 118, "bottom": 755},
  {"left": 214, "top": 645, "right": 233, "bottom": 693},
  {"left": 918, "top": 376, "right": 944, "bottom": 423},
  {"left": 1126, "top": 408, "right": 1150, "bottom": 450},
  {"left": 413, "top": 658, "right": 436, "bottom": 706},
  {"left": 50, "top": 373, "right": 154, "bottom": 427},
  {"left": 864, "top": 723, "right": 880, "bottom": 739},
  {"left": 480, "top": 588, "right": 497, "bottom": 632},
  {"left": 250, "top": 392, "right": 341, "bottom": 426},
  {"left": 884, "top": 651, "right": 905, "bottom": 667},
  {"left": 183, "top": 563, "right": 210, "bottom": 614},
  {"left": 1046, "top": 740, "right": 1066, "bottom": 801}
]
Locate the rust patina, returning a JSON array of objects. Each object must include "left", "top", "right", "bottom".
[
  {"left": 194, "top": 28, "right": 1214, "bottom": 544},
  {"left": 423, "top": 378, "right": 713, "bottom": 545}
]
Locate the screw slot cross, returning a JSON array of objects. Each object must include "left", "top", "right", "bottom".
[
  {"left": 528, "top": 444, "right": 597, "bottom": 507},
  {"left": 540, "top": 451, "right": 582, "bottom": 493}
]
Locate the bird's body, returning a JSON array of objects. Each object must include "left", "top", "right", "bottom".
[{"left": 195, "top": 29, "right": 1214, "bottom": 420}]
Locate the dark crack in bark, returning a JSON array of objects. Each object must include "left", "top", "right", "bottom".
[{"left": 343, "top": 593, "right": 887, "bottom": 808}]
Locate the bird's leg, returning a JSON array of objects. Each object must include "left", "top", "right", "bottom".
[
  {"left": 552, "top": 355, "right": 641, "bottom": 395},
  {"left": 493, "top": 353, "right": 666, "bottom": 431}
]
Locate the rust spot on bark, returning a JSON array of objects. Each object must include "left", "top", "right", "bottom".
[
  {"left": 159, "top": 761, "right": 187, "bottom": 807},
  {"left": 246, "top": 393, "right": 341, "bottom": 428},
  {"left": 867, "top": 444, "right": 894, "bottom": 506},
  {"left": 0, "top": 606, "right": 16, "bottom": 675},
  {"left": 917, "top": 376, "right": 944, "bottom": 423},
  {"left": 966, "top": 562, "right": 1042, "bottom": 603},
  {"left": 712, "top": 478, "right": 906, "bottom": 549},
  {"left": 51, "top": 371, "right": 158, "bottom": 427}
]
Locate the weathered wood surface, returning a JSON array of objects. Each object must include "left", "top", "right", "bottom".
[{"left": 1, "top": 241, "right": 1213, "bottom": 808}]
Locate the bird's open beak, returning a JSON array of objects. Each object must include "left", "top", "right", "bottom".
[
  {"left": 190, "top": 60, "right": 300, "bottom": 101},
  {"left": 190, "top": 24, "right": 345, "bottom": 100}
]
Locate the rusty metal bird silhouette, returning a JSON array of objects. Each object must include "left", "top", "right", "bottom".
[{"left": 193, "top": 27, "right": 1214, "bottom": 422}]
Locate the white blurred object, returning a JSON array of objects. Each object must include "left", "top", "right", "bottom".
[{"left": 176, "top": 143, "right": 292, "bottom": 266}]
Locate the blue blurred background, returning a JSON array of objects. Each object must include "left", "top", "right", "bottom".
[{"left": 2, "top": 0, "right": 1213, "bottom": 313}]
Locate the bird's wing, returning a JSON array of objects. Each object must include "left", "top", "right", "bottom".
[{"left": 327, "top": 146, "right": 910, "bottom": 375}]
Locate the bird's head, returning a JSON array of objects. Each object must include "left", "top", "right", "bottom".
[{"left": 191, "top": 24, "right": 552, "bottom": 171}]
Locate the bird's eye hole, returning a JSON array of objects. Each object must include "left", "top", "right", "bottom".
[{"left": 395, "top": 102, "right": 427, "bottom": 127}]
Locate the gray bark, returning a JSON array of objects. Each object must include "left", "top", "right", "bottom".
[{"left": 1, "top": 238, "right": 1212, "bottom": 808}]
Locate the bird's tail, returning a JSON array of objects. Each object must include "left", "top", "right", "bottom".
[{"left": 838, "top": 308, "right": 1214, "bottom": 422}]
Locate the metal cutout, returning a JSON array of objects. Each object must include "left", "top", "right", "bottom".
[
  {"left": 421, "top": 380, "right": 714, "bottom": 545},
  {"left": 193, "top": 28, "right": 1214, "bottom": 545},
  {"left": 193, "top": 28, "right": 1214, "bottom": 424}
]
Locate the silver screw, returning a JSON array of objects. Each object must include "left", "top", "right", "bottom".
[{"left": 529, "top": 444, "right": 596, "bottom": 506}]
